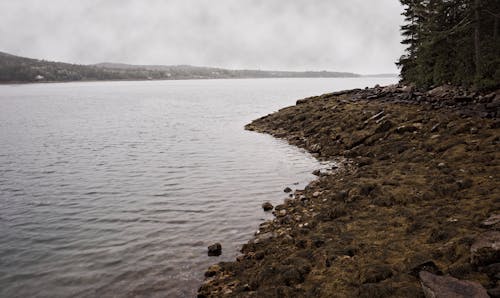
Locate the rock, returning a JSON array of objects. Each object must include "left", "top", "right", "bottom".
[
  {"left": 419, "top": 271, "right": 489, "bottom": 298},
  {"left": 252, "top": 232, "right": 277, "bottom": 244},
  {"left": 395, "top": 125, "right": 420, "bottom": 134},
  {"left": 278, "top": 209, "right": 287, "bottom": 217},
  {"left": 431, "top": 123, "right": 441, "bottom": 132},
  {"left": 382, "top": 84, "right": 398, "bottom": 93},
  {"left": 205, "top": 264, "right": 222, "bottom": 277},
  {"left": 262, "top": 202, "right": 274, "bottom": 211},
  {"left": 284, "top": 187, "right": 292, "bottom": 193},
  {"left": 481, "top": 214, "right": 500, "bottom": 228},
  {"left": 313, "top": 191, "right": 321, "bottom": 198},
  {"left": 309, "top": 143, "right": 321, "bottom": 153},
  {"left": 401, "top": 85, "right": 415, "bottom": 93},
  {"left": 312, "top": 169, "right": 321, "bottom": 176},
  {"left": 470, "top": 231, "right": 500, "bottom": 266},
  {"left": 375, "top": 120, "right": 394, "bottom": 133},
  {"left": 368, "top": 111, "right": 385, "bottom": 122},
  {"left": 427, "top": 85, "right": 456, "bottom": 98},
  {"left": 208, "top": 243, "right": 222, "bottom": 256}
]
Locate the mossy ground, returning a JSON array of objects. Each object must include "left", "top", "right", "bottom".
[{"left": 199, "top": 88, "right": 499, "bottom": 297}]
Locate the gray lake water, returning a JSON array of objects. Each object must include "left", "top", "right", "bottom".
[{"left": 0, "top": 77, "right": 396, "bottom": 297}]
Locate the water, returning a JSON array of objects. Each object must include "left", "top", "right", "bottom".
[{"left": 0, "top": 77, "right": 396, "bottom": 297}]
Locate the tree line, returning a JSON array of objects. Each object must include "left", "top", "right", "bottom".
[{"left": 397, "top": 0, "right": 499, "bottom": 90}]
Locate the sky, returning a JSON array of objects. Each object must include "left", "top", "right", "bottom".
[{"left": 0, "top": 0, "right": 405, "bottom": 74}]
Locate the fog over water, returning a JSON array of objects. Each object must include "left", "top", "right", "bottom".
[{"left": 0, "top": 0, "right": 404, "bottom": 74}]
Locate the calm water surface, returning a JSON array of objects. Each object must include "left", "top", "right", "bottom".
[{"left": 0, "top": 78, "right": 396, "bottom": 297}]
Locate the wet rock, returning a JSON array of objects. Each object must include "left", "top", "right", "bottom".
[
  {"left": 262, "top": 202, "right": 274, "bottom": 211},
  {"left": 312, "top": 169, "right": 321, "bottom": 176},
  {"left": 419, "top": 271, "right": 489, "bottom": 298},
  {"left": 253, "top": 232, "right": 277, "bottom": 244},
  {"left": 470, "top": 231, "right": 500, "bottom": 266},
  {"left": 208, "top": 243, "right": 222, "bottom": 256},
  {"left": 283, "top": 187, "right": 292, "bottom": 193},
  {"left": 205, "top": 264, "right": 222, "bottom": 277},
  {"left": 309, "top": 143, "right": 321, "bottom": 153}
]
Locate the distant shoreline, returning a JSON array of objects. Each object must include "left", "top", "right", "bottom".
[
  {"left": 0, "top": 51, "right": 397, "bottom": 84},
  {"left": 0, "top": 75, "right": 399, "bottom": 85}
]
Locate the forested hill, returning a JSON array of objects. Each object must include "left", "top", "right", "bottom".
[
  {"left": 0, "top": 52, "right": 365, "bottom": 83},
  {"left": 397, "top": 0, "right": 499, "bottom": 90}
]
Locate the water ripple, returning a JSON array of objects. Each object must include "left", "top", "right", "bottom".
[{"left": 0, "top": 77, "right": 396, "bottom": 297}]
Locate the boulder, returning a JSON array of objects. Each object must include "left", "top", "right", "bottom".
[
  {"left": 208, "top": 243, "right": 222, "bottom": 256},
  {"left": 419, "top": 271, "right": 489, "bottom": 298},
  {"left": 284, "top": 187, "right": 292, "bottom": 193},
  {"left": 427, "top": 85, "right": 457, "bottom": 98},
  {"left": 470, "top": 231, "right": 500, "bottom": 266},
  {"left": 262, "top": 202, "right": 274, "bottom": 211}
]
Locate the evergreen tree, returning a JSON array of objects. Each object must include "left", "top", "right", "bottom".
[{"left": 397, "top": 0, "right": 500, "bottom": 90}]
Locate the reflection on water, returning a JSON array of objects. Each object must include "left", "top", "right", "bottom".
[{"left": 0, "top": 77, "right": 396, "bottom": 297}]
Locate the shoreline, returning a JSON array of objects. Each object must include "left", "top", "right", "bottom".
[
  {"left": 198, "top": 85, "right": 499, "bottom": 297},
  {"left": 0, "top": 76, "right": 398, "bottom": 86}
]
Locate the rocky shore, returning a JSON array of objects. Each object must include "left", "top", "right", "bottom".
[{"left": 198, "top": 85, "right": 499, "bottom": 297}]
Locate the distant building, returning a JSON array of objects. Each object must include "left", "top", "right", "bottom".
[{"left": 35, "top": 75, "right": 44, "bottom": 81}]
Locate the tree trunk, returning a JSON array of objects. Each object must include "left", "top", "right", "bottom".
[{"left": 474, "top": 0, "right": 481, "bottom": 77}]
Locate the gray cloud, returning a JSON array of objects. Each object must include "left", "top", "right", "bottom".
[{"left": 0, "top": 0, "right": 405, "bottom": 74}]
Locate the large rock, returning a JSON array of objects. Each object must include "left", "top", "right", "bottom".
[
  {"left": 262, "top": 202, "right": 274, "bottom": 211},
  {"left": 471, "top": 231, "right": 500, "bottom": 266},
  {"left": 419, "top": 271, "right": 489, "bottom": 298},
  {"left": 208, "top": 243, "right": 222, "bottom": 256},
  {"left": 427, "top": 85, "right": 457, "bottom": 98}
]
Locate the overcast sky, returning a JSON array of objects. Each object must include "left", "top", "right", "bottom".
[{"left": 0, "top": 0, "right": 405, "bottom": 74}]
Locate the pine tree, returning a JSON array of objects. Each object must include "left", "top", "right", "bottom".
[{"left": 397, "top": 0, "right": 499, "bottom": 90}]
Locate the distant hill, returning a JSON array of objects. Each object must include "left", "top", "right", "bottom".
[{"left": 0, "top": 51, "right": 363, "bottom": 83}]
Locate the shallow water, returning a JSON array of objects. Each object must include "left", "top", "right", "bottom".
[{"left": 0, "top": 77, "right": 396, "bottom": 297}]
